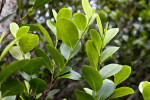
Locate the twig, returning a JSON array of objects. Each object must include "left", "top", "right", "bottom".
[{"left": 0, "top": 0, "right": 6, "bottom": 14}]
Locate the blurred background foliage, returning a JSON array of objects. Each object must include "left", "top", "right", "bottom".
[{"left": 1, "top": 0, "right": 150, "bottom": 99}]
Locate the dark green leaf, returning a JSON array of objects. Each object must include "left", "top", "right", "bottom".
[
  {"left": 46, "top": 89, "right": 60, "bottom": 100},
  {"left": 56, "top": 18, "right": 79, "bottom": 49},
  {"left": 19, "top": 24, "right": 41, "bottom": 32},
  {"left": 97, "top": 79, "right": 115, "bottom": 100},
  {"left": 46, "top": 44, "right": 64, "bottom": 71},
  {"left": 73, "top": 13, "right": 87, "bottom": 32},
  {"left": 57, "top": 8, "right": 72, "bottom": 20},
  {"left": 1, "top": 79, "right": 24, "bottom": 97},
  {"left": 21, "top": 58, "right": 43, "bottom": 76},
  {"left": 17, "top": 0, "right": 21, "bottom": 17},
  {"left": 99, "top": 64, "right": 122, "bottom": 79},
  {"left": 110, "top": 87, "right": 134, "bottom": 99},
  {"left": 0, "top": 13, "right": 14, "bottom": 23},
  {"left": 60, "top": 42, "right": 81, "bottom": 60},
  {"left": 20, "top": 92, "right": 32, "bottom": 100},
  {"left": 19, "top": 34, "right": 39, "bottom": 53},
  {"left": 90, "top": 29, "right": 102, "bottom": 53},
  {"left": 29, "top": 78, "right": 47, "bottom": 94},
  {"left": 0, "top": 59, "right": 29, "bottom": 85},
  {"left": 33, "top": 0, "right": 52, "bottom": 9},
  {"left": 35, "top": 48, "right": 53, "bottom": 72},
  {"left": 47, "top": 20, "right": 56, "bottom": 35},
  {"left": 82, "top": 65, "right": 103, "bottom": 94},
  {"left": 74, "top": 90, "right": 95, "bottom": 100},
  {"left": 38, "top": 23, "right": 53, "bottom": 46},
  {"left": 86, "top": 40, "right": 98, "bottom": 69}
]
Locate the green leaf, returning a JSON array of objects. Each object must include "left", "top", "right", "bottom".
[
  {"left": 10, "top": 22, "right": 19, "bottom": 38},
  {"left": 59, "top": 70, "right": 81, "bottom": 80},
  {"left": 29, "top": 78, "right": 47, "bottom": 94},
  {"left": 74, "top": 90, "right": 95, "bottom": 100},
  {"left": 90, "top": 29, "right": 102, "bottom": 53},
  {"left": 0, "top": 32, "right": 6, "bottom": 44},
  {"left": 114, "top": 65, "right": 131, "bottom": 86},
  {"left": 101, "top": 46, "right": 119, "bottom": 62},
  {"left": 104, "top": 28, "right": 119, "bottom": 46},
  {"left": 104, "top": 22, "right": 109, "bottom": 36},
  {"left": 82, "top": 0, "right": 93, "bottom": 18},
  {"left": 9, "top": 46, "right": 31, "bottom": 60},
  {"left": 47, "top": 20, "right": 56, "bottom": 35},
  {"left": 100, "top": 64, "right": 122, "bottom": 79},
  {"left": 24, "top": 80, "right": 30, "bottom": 93},
  {"left": 36, "top": 93, "right": 42, "bottom": 99},
  {"left": 0, "top": 59, "right": 29, "bottom": 85},
  {"left": 110, "top": 87, "right": 134, "bottom": 99},
  {"left": 143, "top": 84, "right": 150, "bottom": 100},
  {"left": 17, "top": 0, "right": 21, "bottom": 18},
  {"left": 0, "top": 13, "right": 14, "bottom": 23},
  {"left": 19, "top": 34, "right": 39, "bottom": 53},
  {"left": 19, "top": 24, "right": 41, "bottom": 32},
  {"left": 33, "top": 0, "right": 52, "bottom": 9},
  {"left": 46, "top": 44, "right": 64, "bottom": 71},
  {"left": 84, "top": 88, "right": 95, "bottom": 97},
  {"left": 38, "top": 23, "right": 53, "bottom": 46},
  {"left": 97, "top": 79, "right": 115, "bottom": 100},
  {"left": 86, "top": 40, "right": 98, "bottom": 69},
  {"left": 35, "top": 48, "right": 53, "bottom": 72},
  {"left": 20, "top": 92, "right": 32, "bottom": 100},
  {"left": 60, "top": 42, "right": 81, "bottom": 60},
  {"left": 16, "top": 26, "right": 30, "bottom": 38},
  {"left": 1, "top": 79, "right": 24, "bottom": 97},
  {"left": 21, "top": 58, "right": 43, "bottom": 76},
  {"left": 0, "top": 94, "right": 16, "bottom": 100},
  {"left": 73, "top": 13, "right": 87, "bottom": 32},
  {"left": 88, "top": 13, "right": 96, "bottom": 25},
  {"left": 52, "top": 9, "right": 57, "bottom": 21},
  {"left": 82, "top": 65, "right": 103, "bottom": 94},
  {"left": 96, "top": 14, "right": 103, "bottom": 37},
  {"left": 54, "top": 66, "right": 72, "bottom": 79},
  {"left": 0, "top": 35, "right": 24, "bottom": 61},
  {"left": 139, "top": 81, "right": 150, "bottom": 93},
  {"left": 57, "top": 8, "right": 72, "bottom": 20},
  {"left": 56, "top": 18, "right": 79, "bottom": 49},
  {"left": 46, "top": 89, "right": 60, "bottom": 100}
]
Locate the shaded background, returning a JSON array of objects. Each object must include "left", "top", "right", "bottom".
[{"left": 1, "top": 0, "right": 150, "bottom": 100}]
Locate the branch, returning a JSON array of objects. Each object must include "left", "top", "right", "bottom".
[{"left": 0, "top": 0, "right": 6, "bottom": 14}]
